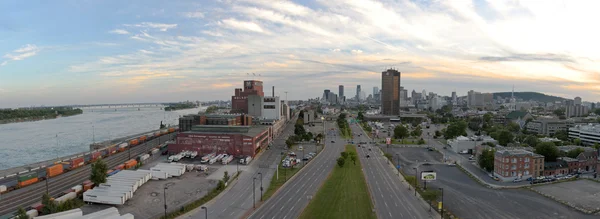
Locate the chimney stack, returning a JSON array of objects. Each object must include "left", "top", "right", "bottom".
[{"left": 272, "top": 86, "right": 275, "bottom": 97}]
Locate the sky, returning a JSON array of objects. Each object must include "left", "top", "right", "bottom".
[{"left": 1, "top": 0, "right": 600, "bottom": 107}]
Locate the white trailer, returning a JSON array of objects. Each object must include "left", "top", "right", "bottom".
[
  {"left": 118, "top": 213, "right": 135, "bottom": 219},
  {"left": 186, "top": 164, "right": 195, "bottom": 172},
  {"left": 33, "top": 208, "right": 83, "bottom": 219},
  {"left": 71, "top": 185, "right": 83, "bottom": 193},
  {"left": 137, "top": 169, "right": 169, "bottom": 180},
  {"left": 151, "top": 148, "right": 160, "bottom": 154},
  {"left": 113, "top": 170, "right": 151, "bottom": 183},
  {"left": 92, "top": 186, "right": 132, "bottom": 200},
  {"left": 155, "top": 163, "right": 186, "bottom": 172},
  {"left": 208, "top": 157, "right": 218, "bottom": 164},
  {"left": 101, "top": 181, "right": 138, "bottom": 193},
  {"left": 190, "top": 151, "right": 198, "bottom": 159},
  {"left": 79, "top": 207, "right": 119, "bottom": 219},
  {"left": 105, "top": 178, "right": 141, "bottom": 190},
  {"left": 26, "top": 209, "right": 39, "bottom": 218},
  {"left": 222, "top": 155, "right": 233, "bottom": 164},
  {"left": 54, "top": 191, "right": 77, "bottom": 204},
  {"left": 83, "top": 191, "right": 126, "bottom": 205},
  {"left": 215, "top": 154, "right": 225, "bottom": 162},
  {"left": 150, "top": 167, "right": 183, "bottom": 177}
]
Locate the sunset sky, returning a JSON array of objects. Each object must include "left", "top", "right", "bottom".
[{"left": 1, "top": 0, "right": 599, "bottom": 107}]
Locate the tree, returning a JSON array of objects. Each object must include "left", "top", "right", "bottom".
[
  {"left": 434, "top": 130, "right": 441, "bottom": 138},
  {"left": 594, "top": 143, "right": 600, "bottom": 149},
  {"left": 305, "top": 132, "right": 314, "bottom": 141},
  {"left": 41, "top": 193, "right": 57, "bottom": 214},
  {"left": 418, "top": 138, "right": 426, "bottom": 145},
  {"left": 508, "top": 122, "right": 521, "bottom": 133},
  {"left": 444, "top": 120, "right": 467, "bottom": 139},
  {"left": 350, "top": 155, "right": 357, "bottom": 165},
  {"left": 393, "top": 125, "right": 410, "bottom": 139},
  {"left": 567, "top": 148, "right": 584, "bottom": 158},
  {"left": 553, "top": 130, "right": 569, "bottom": 141},
  {"left": 285, "top": 138, "right": 295, "bottom": 149},
  {"left": 524, "top": 135, "right": 540, "bottom": 147},
  {"left": 411, "top": 126, "right": 423, "bottom": 137},
  {"left": 223, "top": 171, "right": 230, "bottom": 182},
  {"left": 15, "top": 207, "right": 28, "bottom": 219},
  {"left": 553, "top": 109, "right": 565, "bottom": 116},
  {"left": 337, "top": 157, "right": 346, "bottom": 167},
  {"left": 497, "top": 130, "right": 514, "bottom": 146},
  {"left": 535, "top": 142, "right": 559, "bottom": 162},
  {"left": 90, "top": 158, "right": 108, "bottom": 185},
  {"left": 341, "top": 152, "right": 349, "bottom": 160},
  {"left": 294, "top": 124, "right": 306, "bottom": 136},
  {"left": 357, "top": 111, "right": 364, "bottom": 121},
  {"left": 478, "top": 148, "right": 495, "bottom": 172}
]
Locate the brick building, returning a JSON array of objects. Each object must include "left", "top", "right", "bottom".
[
  {"left": 543, "top": 160, "right": 569, "bottom": 176},
  {"left": 168, "top": 125, "right": 271, "bottom": 158},
  {"left": 179, "top": 114, "right": 253, "bottom": 132},
  {"left": 231, "top": 80, "right": 265, "bottom": 114},
  {"left": 494, "top": 149, "right": 544, "bottom": 182}
]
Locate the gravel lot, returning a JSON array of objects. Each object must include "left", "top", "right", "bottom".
[
  {"left": 81, "top": 155, "right": 218, "bottom": 218},
  {"left": 532, "top": 180, "right": 600, "bottom": 213}
]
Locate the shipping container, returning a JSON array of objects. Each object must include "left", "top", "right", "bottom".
[
  {"left": 83, "top": 183, "right": 95, "bottom": 192},
  {"left": 108, "top": 169, "right": 121, "bottom": 177},
  {"left": 129, "top": 139, "right": 139, "bottom": 146},
  {"left": 115, "top": 164, "right": 125, "bottom": 170},
  {"left": 0, "top": 185, "right": 6, "bottom": 193},
  {"left": 47, "top": 164, "right": 64, "bottom": 178},
  {"left": 18, "top": 177, "right": 38, "bottom": 187},
  {"left": 168, "top": 127, "right": 175, "bottom": 133},
  {"left": 31, "top": 203, "right": 44, "bottom": 212},
  {"left": 18, "top": 172, "right": 37, "bottom": 182},
  {"left": 139, "top": 135, "right": 147, "bottom": 142},
  {"left": 54, "top": 192, "right": 77, "bottom": 204},
  {"left": 108, "top": 146, "right": 117, "bottom": 155},
  {"left": 160, "top": 129, "right": 168, "bottom": 135},
  {"left": 72, "top": 185, "right": 83, "bottom": 194},
  {"left": 118, "top": 143, "right": 129, "bottom": 152},
  {"left": 151, "top": 148, "right": 159, "bottom": 154},
  {"left": 154, "top": 131, "right": 161, "bottom": 137},
  {"left": 91, "top": 151, "right": 102, "bottom": 161},
  {"left": 26, "top": 209, "right": 38, "bottom": 218},
  {"left": 116, "top": 170, "right": 152, "bottom": 182},
  {"left": 69, "top": 157, "right": 85, "bottom": 170},
  {"left": 124, "top": 159, "right": 137, "bottom": 169}
]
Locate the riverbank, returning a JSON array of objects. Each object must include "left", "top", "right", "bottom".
[{"left": 0, "top": 113, "right": 82, "bottom": 125}]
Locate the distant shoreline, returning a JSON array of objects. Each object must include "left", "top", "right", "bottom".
[{"left": 0, "top": 113, "right": 82, "bottom": 125}]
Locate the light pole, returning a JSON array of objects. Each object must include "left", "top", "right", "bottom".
[
  {"left": 163, "top": 187, "right": 168, "bottom": 218},
  {"left": 253, "top": 177, "right": 257, "bottom": 209},
  {"left": 439, "top": 188, "right": 444, "bottom": 218},
  {"left": 201, "top": 206, "right": 207, "bottom": 219},
  {"left": 420, "top": 170, "right": 428, "bottom": 190},
  {"left": 258, "top": 172, "right": 263, "bottom": 201}
]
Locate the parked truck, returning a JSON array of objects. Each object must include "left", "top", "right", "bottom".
[{"left": 222, "top": 155, "right": 233, "bottom": 164}]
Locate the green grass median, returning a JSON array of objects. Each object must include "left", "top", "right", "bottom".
[
  {"left": 263, "top": 159, "right": 302, "bottom": 200},
  {"left": 299, "top": 145, "right": 376, "bottom": 219}
]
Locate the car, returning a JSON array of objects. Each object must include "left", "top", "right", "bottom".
[
  {"left": 368, "top": 148, "right": 372, "bottom": 151},
  {"left": 447, "top": 163, "right": 456, "bottom": 166},
  {"left": 299, "top": 146, "right": 303, "bottom": 151},
  {"left": 331, "top": 140, "right": 335, "bottom": 143},
  {"left": 366, "top": 154, "right": 370, "bottom": 158},
  {"left": 427, "top": 147, "right": 434, "bottom": 151},
  {"left": 512, "top": 178, "right": 523, "bottom": 183}
]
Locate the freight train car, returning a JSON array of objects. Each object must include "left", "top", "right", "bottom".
[{"left": 129, "top": 139, "right": 139, "bottom": 146}]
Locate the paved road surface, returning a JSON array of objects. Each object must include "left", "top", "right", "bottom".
[
  {"left": 0, "top": 133, "right": 175, "bottom": 217},
  {"left": 352, "top": 123, "right": 437, "bottom": 219},
  {"left": 181, "top": 117, "right": 298, "bottom": 219},
  {"left": 247, "top": 121, "right": 344, "bottom": 219}
]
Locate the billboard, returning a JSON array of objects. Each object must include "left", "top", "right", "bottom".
[
  {"left": 386, "top": 138, "right": 391, "bottom": 145},
  {"left": 421, "top": 172, "right": 436, "bottom": 181}
]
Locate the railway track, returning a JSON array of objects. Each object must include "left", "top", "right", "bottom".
[{"left": 0, "top": 133, "right": 175, "bottom": 216}]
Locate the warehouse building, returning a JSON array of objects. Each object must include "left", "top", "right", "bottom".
[{"left": 168, "top": 125, "right": 271, "bottom": 158}]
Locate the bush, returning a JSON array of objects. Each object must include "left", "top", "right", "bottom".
[
  {"left": 421, "top": 189, "right": 441, "bottom": 202},
  {"left": 418, "top": 138, "right": 426, "bottom": 145},
  {"left": 337, "top": 157, "right": 346, "bottom": 167},
  {"left": 384, "top": 153, "right": 393, "bottom": 161},
  {"left": 341, "top": 152, "right": 349, "bottom": 159}
]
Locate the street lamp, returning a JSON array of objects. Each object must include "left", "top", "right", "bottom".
[
  {"left": 258, "top": 172, "right": 263, "bottom": 201},
  {"left": 201, "top": 206, "right": 207, "bottom": 219},
  {"left": 253, "top": 177, "right": 257, "bottom": 209},
  {"left": 163, "top": 187, "right": 168, "bottom": 218},
  {"left": 439, "top": 188, "right": 444, "bottom": 218}
]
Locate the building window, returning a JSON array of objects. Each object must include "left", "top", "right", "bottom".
[
  {"left": 524, "top": 170, "right": 530, "bottom": 175},
  {"left": 524, "top": 164, "right": 530, "bottom": 168},
  {"left": 263, "top": 105, "right": 276, "bottom": 109},
  {"left": 512, "top": 158, "right": 517, "bottom": 163},
  {"left": 511, "top": 171, "right": 516, "bottom": 176},
  {"left": 511, "top": 165, "right": 516, "bottom": 170},
  {"left": 525, "top": 157, "right": 530, "bottom": 162}
]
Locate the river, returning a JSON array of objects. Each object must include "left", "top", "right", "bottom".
[{"left": 0, "top": 106, "right": 205, "bottom": 170}]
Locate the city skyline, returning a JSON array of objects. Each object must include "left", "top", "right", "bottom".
[{"left": 1, "top": 0, "right": 600, "bottom": 107}]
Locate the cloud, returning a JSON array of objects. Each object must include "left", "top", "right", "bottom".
[
  {"left": 479, "top": 53, "right": 575, "bottom": 62},
  {"left": 0, "top": 61, "right": 6, "bottom": 66},
  {"left": 2, "top": 44, "right": 40, "bottom": 62},
  {"left": 109, "top": 29, "right": 130, "bottom": 35},
  {"left": 351, "top": 50, "right": 363, "bottom": 55},
  {"left": 332, "top": 48, "right": 341, "bottom": 52},
  {"left": 183, "top": 11, "right": 205, "bottom": 18},
  {"left": 124, "top": 22, "right": 177, "bottom": 31},
  {"left": 220, "top": 18, "right": 265, "bottom": 33}
]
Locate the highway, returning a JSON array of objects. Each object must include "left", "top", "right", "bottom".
[
  {"left": 0, "top": 133, "right": 175, "bottom": 217},
  {"left": 247, "top": 121, "right": 344, "bottom": 219},
  {"left": 181, "top": 116, "right": 298, "bottom": 219},
  {"left": 352, "top": 122, "right": 437, "bottom": 219}
]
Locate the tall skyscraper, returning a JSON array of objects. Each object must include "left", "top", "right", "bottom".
[
  {"left": 373, "top": 87, "right": 379, "bottom": 96},
  {"left": 451, "top": 91, "right": 457, "bottom": 105},
  {"left": 381, "top": 69, "right": 401, "bottom": 115},
  {"left": 322, "top": 89, "right": 331, "bottom": 102},
  {"left": 339, "top": 85, "right": 344, "bottom": 102},
  {"left": 356, "top": 85, "right": 362, "bottom": 101}
]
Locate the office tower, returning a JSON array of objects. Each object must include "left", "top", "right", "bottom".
[
  {"left": 322, "top": 89, "right": 331, "bottom": 102},
  {"left": 339, "top": 85, "right": 344, "bottom": 102},
  {"left": 381, "top": 69, "right": 401, "bottom": 115},
  {"left": 452, "top": 91, "right": 457, "bottom": 105},
  {"left": 356, "top": 85, "right": 362, "bottom": 101},
  {"left": 575, "top": 97, "right": 582, "bottom": 105},
  {"left": 373, "top": 87, "right": 379, "bottom": 96}
]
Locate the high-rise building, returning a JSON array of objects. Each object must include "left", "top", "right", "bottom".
[
  {"left": 356, "top": 85, "right": 362, "bottom": 101},
  {"left": 399, "top": 86, "right": 408, "bottom": 107},
  {"left": 422, "top": 89, "right": 427, "bottom": 100},
  {"left": 575, "top": 97, "right": 582, "bottom": 105},
  {"left": 231, "top": 80, "right": 265, "bottom": 114},
  {"left": 467, "top": 90, "right": 484, "bottom": 108},
  {"left": 322, "top": 89, "right": 331, "bottom": 103},
  {"left": 451, "top": 91, "right": 457, "bottom": 105},
  {"left": 373, "top": 87, "right": 379, "bottom": 96},
  {"left": 381, "top": 69, "right": 401, "bottom": 115},
  {"left": 339, "top": 85, "right": 344, "bottom": 102}
]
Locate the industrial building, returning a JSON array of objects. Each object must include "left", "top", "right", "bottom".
[
  {"left": 231, "top": 80, "right": 265, "bottom": 114},
  {"left": 178, "top": 114, "right": 253, "bottom": 132},
  {"left": 168, "top": 125, "right": 271, "bottom": 158}
]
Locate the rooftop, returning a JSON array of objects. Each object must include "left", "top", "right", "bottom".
[
  {"left": 496, "top": 149, "right": 539, "bottom": 157},
  {"left": 558, "top": 157, "right": 578, "bottom": 162},
  {"left": 544, "top": 160, "right": 569, "bottom": 170},
  {"left": 557, "top": 145, "right": 596, "bottom": 153},
  {"left": 186, "top": 125, "right": 269, "bottom": 137},
  {"left": 570, "top": 124, "right": 600, "bottom": 133},
  {"left": 506, "top": 111, "right": 529, "bottom": 120}
]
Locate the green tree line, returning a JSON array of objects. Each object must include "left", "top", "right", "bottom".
[{"left": 0, "top": 107, "right": 82, "bottom": 121}]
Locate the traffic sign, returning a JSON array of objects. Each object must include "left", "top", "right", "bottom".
[
  {"left": 386, "top": 138, "right": 391, "bottom": 145},
  {"left": 396, "top": 165, "right": 401, "bottom": 169}
]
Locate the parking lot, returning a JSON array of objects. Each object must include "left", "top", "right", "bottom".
[
  {"left": 384, "top": 147, "right": 444, "bottom": 168},
  {"left": 532, "top": 180, "right": 600, "bottom": 213},
  {"left": 285, "top": 143, "right": 318, "bottom": 168},
  {"left": 81, "top": 155, "right": 219, "bottom": 218}
]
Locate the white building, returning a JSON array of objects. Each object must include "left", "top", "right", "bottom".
[
  {"left": 448, "top": 136, "right": 497, "bottom": 154},
  {"left": 568, "top": 124, "right": 600, "bottom": 145},
  {"left": 262, "top": 96, "right": 281, "bottom": 120},
  {"left": 429, "top": 95, "right": 446, "bottom": 111}
]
